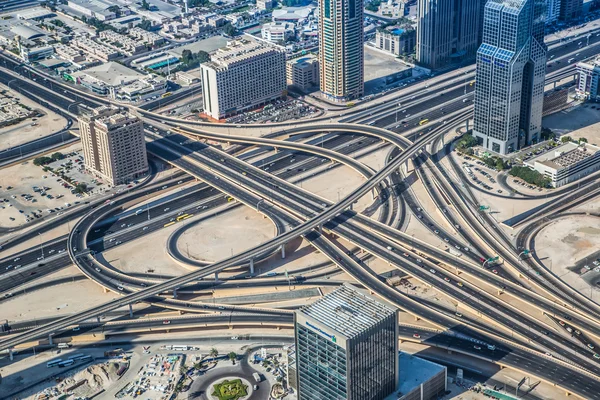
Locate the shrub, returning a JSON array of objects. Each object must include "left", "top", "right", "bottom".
[{"left": 509, "top": 166, "right": 551, "bottom": 188}]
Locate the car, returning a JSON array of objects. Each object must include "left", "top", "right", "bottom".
[
  {"left": 402, "top": 252, "right": 409, "bottom": 257},
  {"left": 545, "top": 352, "right": 552, "bottom": 357},
  {"left": 473, "top": 345, "right": 481, "bottom": 350},
  {"left": 95, "top": 268, "right": 101, "bottom": 272},
  {"left": 386, "top": 246, "right": 393, "bottom": 251},
  {"left": 143, "top": 226, "right": 148, "bottom": 230},
  {"left": 594, "top": 353, "right": 600, "bottom": 360},
  {"left": 231, "top": 336, "right": 239, "bottom": 340},
  {"left": 164, "top": 207, "right": 170, "bottom": 212},
  {"left": 117, "top": 286, "right": 124, "bottom": 291},
  {"left": 412, "top": 333, "right": 421, "bottom": 339},
  {"left": 163, "top": 320, "right": 171, "bottom": 325},
  {"left": 455, "top": 312, "right": 463, "bottom": 317},
  {"left": 72, "top": 327, "right": 80, "bottom": 331},
  {"left": 416, "top": 258, "right": 422, "bottom": 263},
  {"left": 457, "top": 282, "right": 464, "bottom": 287},
  {"left": 589, "top": 344, "right": 595, "bottom": 350},
  {"left": 492, "top": 269, "right": 498, "bottom": 274},
  {"left": 13, "top": 257, "right": 20, "bottom": 262},
  {"left": 444, "top": 238, "right": 449, "bottom": 242},
  {"left": 444, "top": 277, "right": 450, "bottom": 282},
  {"left": 434, "top": 230, "right": 439, "bottom": 234},
  {"left": 559, "top": 320, "right": 565, "bottom": 326},
  {"left": 429, "top": 269, "right": 436, "bottom": 274},
  {"left": 37, "top": 256, "right": 43, "bottom": 261}
]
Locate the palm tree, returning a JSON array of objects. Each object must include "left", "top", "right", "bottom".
[
  {"left": 209, "top": 348, "right": 219, "bottom": 358},
  {"left": 228, "top": 351, "right": 237, "bottom": 363}
]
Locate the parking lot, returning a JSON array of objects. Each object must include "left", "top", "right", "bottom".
[
  {"left": 0, "top": 147, "right": 98, "bottom": 229},
  {"left": 225, "top": 98, "right": 319, "bottom": 124}
]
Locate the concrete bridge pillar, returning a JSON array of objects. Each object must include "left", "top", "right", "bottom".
[
  {"left": 97, "top": 316, "right": 101, "bottom": 323},
  {"left": 215, "top": 272, "right": 219, "bottom": 281},
  {"left": 173, "top": 288, "right": 178, "bottom": 299},
  {"left": 425, "top": 143, "right": 433, "bottom": 154},
  {"left": 9, "top": 348, "right": 13, "bottom": 360},
  {"left": 318, "top": 223, "right": 323, "bottom": 233},
  {"left": 281, "top": 243, "right": 286, "bottom": 259},
  {"left": 48, "top": 334, "right": 53, "bottom": 346},
  {"left": 249, "top": 258, "right": 254, "bottom": 274},
  {"left": 129, "top": 304, "right": 133, "bottom": 318}
]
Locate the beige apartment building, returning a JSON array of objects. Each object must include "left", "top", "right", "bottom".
[
  {"left": 200, "top": 39, "right": 286, "bottom": 120},
  {"left": 79, "top": 106, "right": 148, "bottom": 186}
]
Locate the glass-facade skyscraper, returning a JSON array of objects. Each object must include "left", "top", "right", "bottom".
[
  {"left": 472, "top": 0, "right": 547, "bottom": 155},
  {"left": 416, "top": 0, "right": 484, "bottom": 70},
  {"left": 318, "top": 0, "right": 364, "bottom": 101},
  {"left": 294, "top": 285, "right": 398, "bottom": 400}
]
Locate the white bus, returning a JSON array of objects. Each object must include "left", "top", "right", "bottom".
[
  {"left": 68, "top": 354, "right": 85, "bottom": 360},
  {"left": 79, "top": 355, "right": 92, "bottom": 362},
  {"left": 172, "top": 345, "right": 188, "bottom": 351},
  {"left": 464, "top": 167, "right": 472, "bottom": 175},
  {"left": 47, "top": 359, "right": 62, "bottom": 368},
  {"left": 58, "top": 359, "right": 74, "bottom": 367}
]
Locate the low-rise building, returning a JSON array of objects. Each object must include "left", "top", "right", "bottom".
[
  {"left": 175, "top": 71, "right": 201, "bottom": 86},
  {"left": 524, "top": 142, "right": 600, "bottom": 187},
  {"left": 261, "top": 22, "right": 294, "bottom": 43},
  {"left": 129, "top": 27, "right": 165, "bottom": 46},
  {"left": 378, "top": 0, "right": 408, "bottom": 18},
  {"left": 71, "top": 61, "right": 166, "bottom": 100},
  {"left": 19, "top": 45, "right": 54, "bottom": 62},
  {"left": 577, "top": 58, "right": 600, "bottom": 101},
  {"left": 71, "top": 37, "right": 120, "bottom": 62},
  {"left": 200, "top": 38, "right": 286, "bottom": 120},
  {"left": 286, "top": 54, "right": 319, "bottom": 91},
  {"left": 257, "top": 0, "right": 274, "bottom": 10},
  {"left": 99, "top": 30, "right": 146, "bottom": 55},
  {"left": 375, "top": 26, "right": 416, "bottom": 56},
  {"left": 67, "top": 0, "right": 125, "bottom": 21},
  {"left": 54, "top": 43, "right": 85, "bottom": 63}
]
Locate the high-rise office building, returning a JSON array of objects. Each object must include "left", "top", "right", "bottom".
[
  {"left": 79, "top": 106, "right": 148, "bottom": 186},
  {"left": 416, "top": 0, "right": 483, "bottom": 70},
  {"left": 560, "top": 0, "right": 582, "bottom": 22},
  {"left": 200, "top": 39, "right": 286, "bottom": 120},
  {"left": 546, "top": 0, "right": 561, "bottom": 23},
  {"left": 294, "top": 284, "right": 398, "bottom": 400},
  {"left": 472, "top": 0, "right": 546, "bottom": 154},
  {"left": 318, "top": 0, "right": 364, "bottom": 101}
]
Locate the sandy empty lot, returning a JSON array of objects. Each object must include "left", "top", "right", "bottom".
[
  {"left": 0, "top": 83, "right": 67, "bottom": 151},
  {"left": 535, "top": 215, "right": 600, "bottom": 298},
  {"left": 542, "top": 104, "right": 600, "bottom": 144}
]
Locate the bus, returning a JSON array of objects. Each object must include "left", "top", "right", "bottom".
[
  {"left": 419, "top": 119, "right": 429, "bottom": 126},
  {"left": 172, "top": 345, "right": 188, "bottom": 351},
  {"left": 68, "top": 354, "right": 85, "bottom": 360},
  {"left": 181, "top": 214, "right": 193, "bottom": 220},
  {"left": 58, "top": 360, "right": 74, "bottom": 367},
  {"left": 227, "top": 196, "right": 234, "bottom": 202},
  {"left": 568, "top": 57, "right": 575, "bottom": 63},
  {"left": 47, "top": 359, "right": 62, "bottom": 368},
  {"left": 176, "top": 214, "right": 189, "bottom": 221},
  {"left": 464, "top": 167, "right": 472, "bottom": 174},
  {"left": 164, "top": 221, "right": 176, "bottom": 228},
  {"left": 162, "top": 92, "right": 172, "bottom": 98},
  {"left": 79, "top": 355, "right": 92, "bottom": 362},
  {"left": 469, "top": 80, "right": 476, "bottom": 86}
]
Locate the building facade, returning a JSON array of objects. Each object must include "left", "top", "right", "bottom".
[
  {"left": 577, "top": 58, "right": 600, "bottom": 101},
  {"left": 79, "top": 106, "right": 148, "bottom": 186},
  {"left": 416, "top": 0, "right": 482, "bottom": 70},
  {"left": 375, "top": 28, "right": 415, "bottom": 56},
  {"left": 560, "top": 0, "right": 582, "bottom": 22},
  {"left": 525, "top": 142, "right": 600, "bottom": 187},
  {"left": 318, "top": 0, "right": 364, "bottom": 101},
  {"left": 546, "top": 0, "right": 561, "bottom": 24},
  {"left": 200, "top": 39, "right": 286, "bottom": 120},
  {"left": 295, "top": 285, "right": 398, "bottom": 400},
  {"left": 287, "top": 55, "right": 319, "bottom": 91},
  {"left": 472, "top": 0, "right": 547, "bottom": 155}
]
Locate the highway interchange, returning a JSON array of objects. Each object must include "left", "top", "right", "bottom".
[{"left": 2, "top": 30, "right": 600, "bottom": 399}]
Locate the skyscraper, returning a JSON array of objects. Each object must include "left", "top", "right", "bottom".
[
  {"left": 318, "top": 0, "right": 364, "bottom": 101},
  {"left": 416, "top": 0, "right": 483, "bottom": 70},
  {"left": 294, "top": 284, "right": 398, "bottom": 400},
  {"left": 472, "top": 0, "right": 546, "bottom": 154},
  {"left": 79, "top": 106, "right": 148, "bottom": 186}
]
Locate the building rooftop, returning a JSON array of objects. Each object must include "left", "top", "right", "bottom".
[
  {"left": 204, "top": 39, "right": 282, "bottom": 70},
  {"left": 72, "top": 61, "right": 144, "bottom": 87},
  {"left": 527, "top": 142, "right": 600, "bottom": 170},
  {"left": 387, "top": 352, "right": 445, "bottom": 399},
  {"left": 297, "top": 285, "right": 397, "bottom": 339}
]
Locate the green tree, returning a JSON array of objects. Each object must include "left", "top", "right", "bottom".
[
  {"left": 223, "top": 22, "right": 236, "bottom": 37},
  {"left": 495, "top": 158, "right": 506, "bottom": 171},
  {"left": 561, "top": 136, "right": 572, "bottom": 143},
  {"left": 33, "top": 156, "right": 52, "bottom": 166},
  {"left": 509, "top": 166, "right": 551, "bottom": 188},
  {"left": 137, "top": 19, "right": 153, "bottom": 31},
  {"left": 228, "top": 351, "right": 237, "bottom": 362},
  {"left": 51, "top": 152, "right": 64, "bottom": 161},
  {"left": 579, "top": 137, "right": 588, "bottom": 143},
  {"left": 74, "top": 183, "right": 87, "bottom": 193},
  {"left": 209, "top": 348, "right": 219, "bottom": 358}
]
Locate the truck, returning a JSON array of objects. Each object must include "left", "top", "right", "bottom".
[{"left": 253, "top": 372, "right": 261, "bottom": 383}]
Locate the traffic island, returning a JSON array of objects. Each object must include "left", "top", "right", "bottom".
[{"left": 210, "top": 378, "right": 251, "bottom": 400}]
